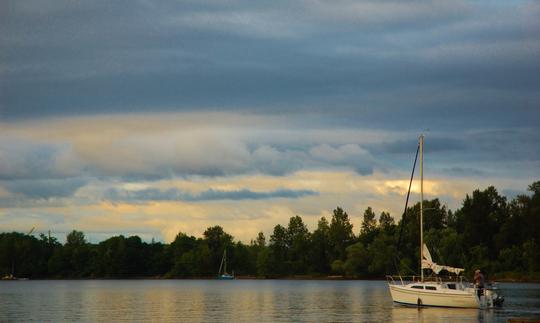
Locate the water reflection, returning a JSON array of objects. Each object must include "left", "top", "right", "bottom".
[
  {"left": 0, "top": 280, "right": 538, "bottom": 322},
  {"left": 390, "top": 306, "right": 484, "bottom": 322}
]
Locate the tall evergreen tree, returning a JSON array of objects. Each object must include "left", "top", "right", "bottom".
[
  {"left": 287, "top": 215, "right": 310, "bottom": 274},
  {"left": 379, "top": 211, "right": 394, "bottom": 230},
  {"left": 329, "top": 207, "right": 354, "bottom": 261},
  {"left": 361, "top": 207, "right": 377, "bottom": 234},
  {"left": 310, "top": 217, "right": 331, "bottom": 274},
  {"left": 269, "top": 224, "right": 288, "bottom": 275}
]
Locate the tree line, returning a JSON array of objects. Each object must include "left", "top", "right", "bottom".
[{"left": 1, "top": 181, "right": 539, "bottom": 280}]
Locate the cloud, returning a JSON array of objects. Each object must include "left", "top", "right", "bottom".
[
  {"left": 0, "top": 114, "right": 538, "bottom": 191},
  {"left": 440, "top": 167, "right": 486, "bottom": 177},
  {"left": 306, "top": 0, "right": 470, "bottom": 28},
  {"left": 0, "top": 114, "right": 390, "bottom": 181},
  {"left": 309, "top": 144, "right": 374, "bottom": 175},
  {"left": 251, "top": 145, "right": 304, "bottom": 176},
  {"left": 0, "top": 138, "right": 80, "bottom": 180},
  {"left": 3, "top": 178, "right": 87, "bottom": 199},
  {"left": 167, "top": 9, "right": 306, "bottom": 40},
  {"left": 104, "top": 187, "right": 318, "bottom": 202},
  {"left": 372, "top": 137, "right": 467, "bottom": 155}
]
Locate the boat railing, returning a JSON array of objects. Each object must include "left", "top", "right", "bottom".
[
  {"left": 386, "top": 275, "right": 422, "bottom": 285},
  {"left": 386, "top": 274, "right": 472, "bottom": 287}
]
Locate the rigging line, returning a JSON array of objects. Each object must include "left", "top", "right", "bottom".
[
  {"left": 393, "top": 142, "right": 420, "bottom": 274},
  {"left": 396, "top": 142, "right": 420, "bottom": 251}
]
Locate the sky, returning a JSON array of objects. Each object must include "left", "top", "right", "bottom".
[{"left": 0, "top": 0, "right": 539, "bottom": 243}]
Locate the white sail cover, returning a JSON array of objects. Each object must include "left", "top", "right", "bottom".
[{"left": 422, "top": 244, "right": 464, "bottom": 275}]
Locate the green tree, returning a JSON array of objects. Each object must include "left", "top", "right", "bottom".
[
  {"left": 204, "top": 226, "right": 233, "bottom": 249},
  {"left": 176, "top": 243, "right": 212, "bottom": 276},
  {"left": 252, "top": 232, "right": 266, "bottom": 248},
  {"left": 203, "top": 226, "right": 233, "bottom": 273},
  {"left": 231, "top": 241, "right": 254, "bottom": 275},
  {"left": 0, "top": 232, "right": 46, "bottom": 278},
  {"left": 467, "top": 245, "right": 492, "bottom": 274},
  {"left": 522, "top": 239, "right": 540, "bottom": 272},
  {"left": 94, "top": 235, "right": 127, "bottom": 277},
  {"left": 256, "top": 247, "right": 271, "bottom": 277},
  {"left": 367, "top": 233, "right": 394, "bottom": 275},
  {"left": 329, "top": 207, "right": 354, "bottom": 261},
  {"left": 436, "top": 228, "right": 466, "bottom": 270},
  {"left": 454, "top": 187, "right": 508, "bottom": 257},
  {"left": 250, "top": 231, "right": 267, "bottom": 277},
  {"left": 512, "top": 183, "right": 540, "bottom": 246},
  {"left": 399, "top": 199, "right": 452, "bottom": 268},
  {"left": 66, "top": 230, "right": 86, "bottom": 246},
  {"left": 146, "top": 240, "right": 170, "bottom": 276},
  {"left": 497, "top": 246, "right": 523, "bottom": 272},
  {"left": 287, "top": 215, "right": 310, "bottom": 274},
  {"left": 268, "top": 224, "right": 288, "bottom": 276},
  {"left": 170, "top": 233, "right": 197, "bottom": 260},
  {"left": 361, "top": 207, "right": 377, "bottom": 235},
  {"left": 360, "top": 207, "right": 378, "bottom": 244},
  {"left": 344, "top": 242, "right": 369, "bottom": 276},
  {"left": 63, "top": 230, "right": 90, "bottom": 277},
  {"left": 168, "top": 233, "right": 199, "bottom": 276},
  {"left": 310, "top": 217, "right": 331, "bottom": 274},
  {"left": 331, "top": 259, "right": 345, "bottom": 275},
  {"left": 379, "top": 211, "right": 394, "bottom": 231}
]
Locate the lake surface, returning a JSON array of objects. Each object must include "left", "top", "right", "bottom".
[{"left": 1, "top": 280, "right": 539, "bottom": 322}]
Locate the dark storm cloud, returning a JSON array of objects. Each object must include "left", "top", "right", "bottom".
[
  {"left": 3, "top": 178, "right": 86, "bottom": 199},
  {"left": 104, "top": 187, "right": 318, "bottom": 202},
  {"left": 369, "top": 128, "right": 540, "bottom": 162},
  {"left": 440, "top": 167, "right": 487, "bottom": 177},
  {"left": 371, "top": 137, "right": 467, "bottom": 155},
  {"left": 1, "top": 0, "right": 539, "bottom": 130}
]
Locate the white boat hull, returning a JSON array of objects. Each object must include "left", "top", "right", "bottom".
[{"left": 389, "top": 284, "right": 479, "bottom": 308}]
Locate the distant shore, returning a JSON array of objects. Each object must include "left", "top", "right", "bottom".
[{"left": 5, "top": 275, "right": 540, "bottom": 283}]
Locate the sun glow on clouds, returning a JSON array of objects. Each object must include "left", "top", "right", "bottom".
[
  {"left": 0, "top": 169, "right": 508, "bottom": 243},
  {"left": 0, "top": 112, "right": 538, "bottom": 243},
  {"left": 378, "top": 180, "right": 441, "bottom": 196}
]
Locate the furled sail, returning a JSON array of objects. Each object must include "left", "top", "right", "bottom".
[{"left": 421, "top": 244, "right": 464, "bottom": 275}]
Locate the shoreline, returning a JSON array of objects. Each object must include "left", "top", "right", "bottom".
[{"left": 4, "top": 275, "right": 540, "bottom": 283}]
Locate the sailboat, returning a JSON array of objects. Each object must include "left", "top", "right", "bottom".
[
  {"left": 218, "top": 249, "right": 234, "bottom": 280},
  {"left": 387, "top": 135, "right": 504, "bottom": 308},
  {"left": 2, "top": 262, "right": 17, "bottom": 280}
]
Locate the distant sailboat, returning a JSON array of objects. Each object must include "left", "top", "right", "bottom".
[
  {"left": 387, "top": 135, "right": 504, "bottom": 308},
  {"left": 218, "top": 249, "right": 234, "bottom": 280},
  {"left": 1, "top": 262, "right": 17, "bottom": 280}
]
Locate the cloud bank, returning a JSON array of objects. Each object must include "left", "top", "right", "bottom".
[{"left": 1, "top": 0, "right": 538, "bottom": 129}]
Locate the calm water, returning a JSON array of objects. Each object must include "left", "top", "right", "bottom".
[{"left": 1, "top": 280, "right": 539, "bottom": 322}]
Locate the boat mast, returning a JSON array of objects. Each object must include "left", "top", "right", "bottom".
[
  {"left": 219, "top": 249, "right": 225, "bottom": 275},
  {"left": 223, "top": 249, "right": 227, "bottom": 274},
  {"left": 419, "top": 134, "right": 424, "bottom": 282}
]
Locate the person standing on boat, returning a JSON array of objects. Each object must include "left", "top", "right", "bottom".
[{"left": 474, "top": 269, "right": 485, "bottom": 297}]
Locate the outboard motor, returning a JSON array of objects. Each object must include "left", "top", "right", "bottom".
[{"left": 493, "top": 295, "right": 504, "bottom": 307}]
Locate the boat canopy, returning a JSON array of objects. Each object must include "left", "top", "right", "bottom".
[{"left": 421, "top": 244, "right": 464, "bottom": 275}]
